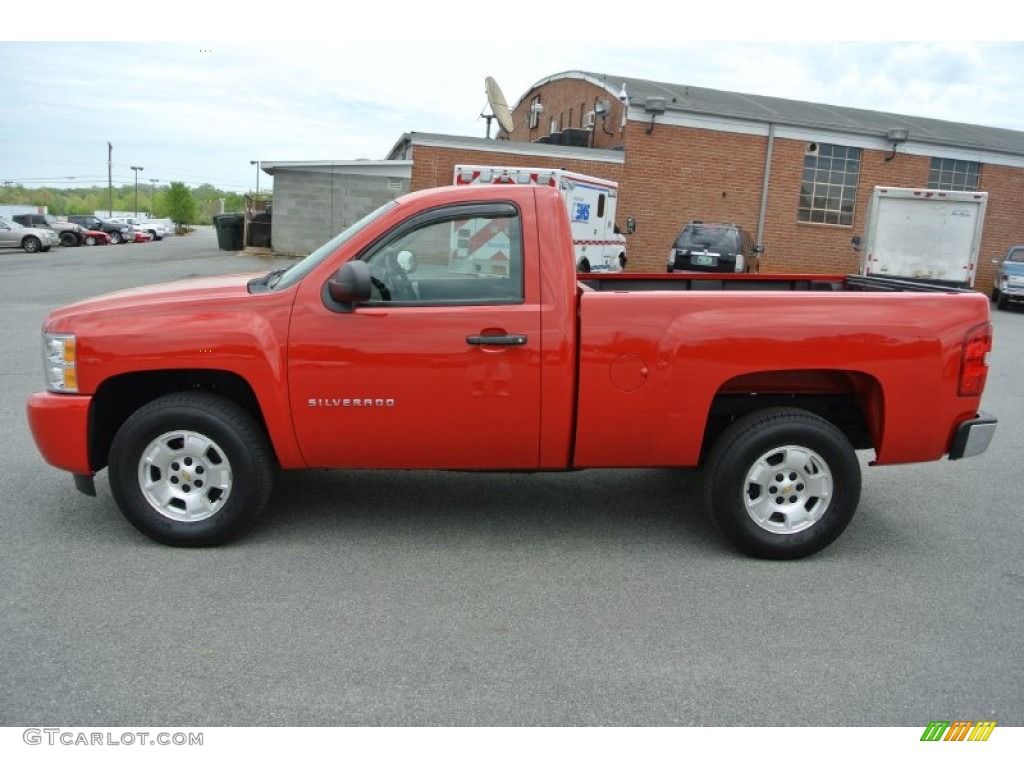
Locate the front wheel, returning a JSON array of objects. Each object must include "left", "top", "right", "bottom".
[
  {"left": 85, "top": 235, "right": 97, "bottom": 246},
  {"left": 108, "top": 392, "right": 274, "bottom": 546},
  {"left": 60, "top": 232, "right": 79, "bottom": 247},
  {"left": 997, "top": 294, "right": 1009, "bottom": 311},
  {"left": 109, "top": 232, "right": 122, "bottom": 244},
  {"left": 578, "top": 258, "right": 591, "bottom": 273},
  {"left": 703, "top": 408, "right": 861, "bottom": 559},
  {"left": 22, "top": 236, "right": 41, "bottom": 254}
]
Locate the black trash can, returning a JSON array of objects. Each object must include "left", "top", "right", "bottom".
[{"left": 212, "top": 213, "right": 244, "bottom": 251}]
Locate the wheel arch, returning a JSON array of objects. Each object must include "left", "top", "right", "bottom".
[
  {"left": 89, "top": 369, "right": 276, "bottom": 472},
  {"left": 701, "top": 368, "right": 884, "bottom": 461}
]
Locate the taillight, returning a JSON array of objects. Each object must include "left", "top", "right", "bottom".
[{"left": 959, "top": 323, "right": 992, "bottom": 396}]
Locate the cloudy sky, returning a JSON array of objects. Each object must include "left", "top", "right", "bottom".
[{"left": 2, "top": 7, "right": 1020, "bottom": 192}]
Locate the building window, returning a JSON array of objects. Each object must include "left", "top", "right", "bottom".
[
  {"left": 798, "top": 142, "right": 861, "bottom": 226},
  {"left": 928, "top": 158, "right": 980, "bottom": 191},
  {"left": 529, "top": 96, "right": 541, "bottom": 129}
]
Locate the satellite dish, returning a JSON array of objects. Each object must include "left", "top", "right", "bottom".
[{"left": 482, "top": 76, "right": 514, "bottom": 138}]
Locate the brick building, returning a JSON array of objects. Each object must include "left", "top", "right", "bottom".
[{"left": 387, "top": 71, "right": 1024, "bottom": 289}]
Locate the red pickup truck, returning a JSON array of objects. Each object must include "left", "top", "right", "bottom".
[{"left": 27, "top": 184, "right": 997, "bottom": 558}]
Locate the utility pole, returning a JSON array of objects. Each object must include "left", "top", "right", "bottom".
[
  {"left": 107, "top": 142, "right": 113, "bottom": 218},
  {"left": 131, "top": 166, "right": 144, "bottom": 217}
]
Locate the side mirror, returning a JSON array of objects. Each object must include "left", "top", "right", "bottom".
[
  {"left": 328, "top": 260, "right": 371, "bottom": 304},
  {"left": 992, "top": 259, "right": 1000, "bottom": 266},
  {"left": 851, "top": 235, "right": 862, "bottom": 252},
  {"left": 625, "top": 217, "right": 636, "bottom": 234},
  {"left": 752, "top": 244, "right": 764, "bottom": 254}
]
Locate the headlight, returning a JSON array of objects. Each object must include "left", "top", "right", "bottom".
[{"left": 43, "top": 333, "right": 78, "bottom": 392}]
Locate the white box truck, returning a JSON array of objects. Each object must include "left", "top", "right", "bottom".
[
  {"left": 859, "top": 186, "right": 988, "bottom": 287},
  {"left": 453, "top": 165, "right": 628, "bottom": 272}
]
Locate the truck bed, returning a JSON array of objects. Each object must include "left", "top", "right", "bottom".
[{"left": 578, "top": 273, "right": 977, "bottom": 293}]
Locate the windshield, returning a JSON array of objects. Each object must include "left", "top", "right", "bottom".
[
  {"left": 271, "top": 200, "right": 399, "bottom": 291},
  {"left": 674, "top": 224, "right": 741, "bottom": 253}
]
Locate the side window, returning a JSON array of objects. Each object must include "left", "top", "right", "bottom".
[
  {"left": 597, "top": 193, "right": 606, "bottom": 219},
  {"left": 362, "top": 207, "right": 523, "bottom": 305}
]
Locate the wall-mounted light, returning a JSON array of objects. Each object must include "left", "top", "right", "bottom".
[
  {"left": 884, "top": 128, "right": 909, "bottom": 162},
  {"left": 644, "top": 97, "right": 666, "bottom": 134}
]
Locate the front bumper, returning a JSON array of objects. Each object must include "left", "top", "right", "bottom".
[
  {"left": 948, "top": 412, "right": 998, "bottom": 460},
  {"left": 26, "top": 391, "right": 93, "bottom": 475}
]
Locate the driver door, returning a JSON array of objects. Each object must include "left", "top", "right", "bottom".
[{"left": 288, "top": 202, "right": 542, "bottom": 470}]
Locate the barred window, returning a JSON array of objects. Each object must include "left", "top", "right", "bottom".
[
  {"left": 798, "top": 143, "right": 861, "bottom": 226},
  {"left": 928, "top": 158, "right": 980, "bottom": 191}
]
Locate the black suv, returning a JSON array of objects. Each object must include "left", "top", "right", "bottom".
[
  {"left": 667, "top": 221, "right": 763, "bottom": 273},
  {"left": 67, "top": 215, "right": 133, "bottom": 245}
]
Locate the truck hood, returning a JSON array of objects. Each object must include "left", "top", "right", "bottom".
[
  {"left": 44, "top": 273, "right": 262, "bottom": 327},
  {"left": 1000, "top": 261, "right": 1024, "bottom": 277}
]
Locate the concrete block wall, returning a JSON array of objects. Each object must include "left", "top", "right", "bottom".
[{"left": 271, "top": 170, "right": 409, "bottom": 256}]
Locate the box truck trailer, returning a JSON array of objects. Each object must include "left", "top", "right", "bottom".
[{"left": 858, "top": 186, "right": 988, "bottom": 287}]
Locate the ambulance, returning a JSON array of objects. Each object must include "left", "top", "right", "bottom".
[{"left": 453, "top": 165, "right": 627, "bottom": 273}]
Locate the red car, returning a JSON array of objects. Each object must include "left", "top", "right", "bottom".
[
  {"left": 131, "top": 230, "right": 153, "bottom": 243},
  {"left": 82, "top": 229, "right": 111, "bottom": 246}
]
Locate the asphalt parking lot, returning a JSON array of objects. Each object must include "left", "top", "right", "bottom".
[{"left": 1, "top": 230, "right": 1021, "bottom": 726}]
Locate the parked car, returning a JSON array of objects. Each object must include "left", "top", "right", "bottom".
[
  {"left": 67, "top": 215, "right": 132, "bottom": 245},
  {"left": 81, "top": 229, "right": 112, "bottom": 246},
  {"left": 667, "top": 221, "right": 762, "bottom": 273},
  {"left": 132, "top": 230, "right": 153, "bottom": 243},
  {"left": 110, "top": 217, "right": 166, "bottom": 241},
  {"left": 0, "top": 218, "right": 58, "bottom": 253},
  {"left": 12, "top": 213, "right": 85, "bottom": 248},
  {"left": 991, "top": 245, "right": 1024, "bottom": 310}
]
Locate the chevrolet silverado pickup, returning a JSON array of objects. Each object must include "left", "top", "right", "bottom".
[{"left": 26, "top": 184, "right": 998, "bottom": 558}]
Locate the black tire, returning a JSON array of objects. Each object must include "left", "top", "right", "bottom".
[
  {"left": 991, "top": 288, "right": 1000, "bottom": 303},
  {"left": 85, "top": 235, "right": 97, "bottom": 246},
  {"left": 22, "top": 236, "right": 41, "bottom": 254},
  {"left": 618, "top": 252, "right": 627, "bottom": 270},
  {"left": 997, "top": 294, "right": 1008, "bottom": 311},
  {"left": 703, "top": 407, "right": 861, "bottom": 559},
  {"left": 578, "top": 258, "right": 591, "bottom": 273},
  {"left": 109, "top": 232, "right": 122, "bottom": 245},
  {"left": 60, "top": 231, "right": 79, "bottom": 247},
  {"left": 108, "top": 392, "right": 274, "bottom": 546}
]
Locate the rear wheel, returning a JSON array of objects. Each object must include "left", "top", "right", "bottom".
[
  {"left": 109, "top": 232, "right": 122, "bottom": 245},
  {"left": 703, "top": 408, "right": 861, "bottom": 559},
  {"left": 60, "top": 232, "right": 78, "bottom": 247},
  {"left": 108, "top": 392, "right": 274, "bottom": 546},
  {"left": 997, "top": 294, "right": 1009, "bottom": 311}
]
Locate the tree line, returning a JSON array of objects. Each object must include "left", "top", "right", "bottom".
[{"left": 1, "top": 182, "right": 263, "bottom": 225}]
